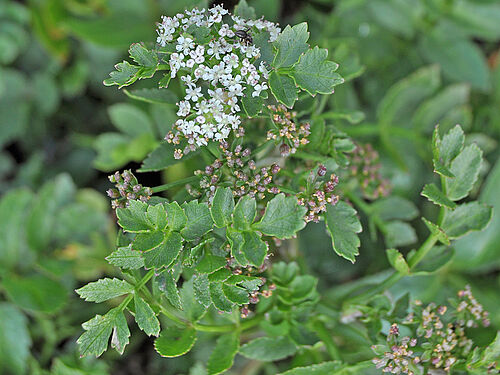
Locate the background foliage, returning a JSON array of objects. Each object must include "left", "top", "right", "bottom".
[{"left": 1, "top": 0, "right": 499, "bottom": 374}]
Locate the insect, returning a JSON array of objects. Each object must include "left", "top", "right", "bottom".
[{"left": 235, "top": 27, "right": 253, "bottom": 45}]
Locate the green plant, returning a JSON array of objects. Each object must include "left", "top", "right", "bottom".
[{"left": 73, "top": 2, "right": 499, "bottom": 374}]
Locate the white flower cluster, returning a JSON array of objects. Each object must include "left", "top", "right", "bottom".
[{"left": 156, "top": 5, "right": 281, "bottom": 157}]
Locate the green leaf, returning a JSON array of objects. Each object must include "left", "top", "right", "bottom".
[
  {"left": 272, "top": 22, "right": 309, "bottom": 68},
  {"left": 211, "top": 187, "right": 235, "bottom": 228},
  {"left": 207, "top": 332, "right": 240, "bottom": 375},
  {"left": 0, "top": 303, "right": 31, "bottom": 374},
  {"left": 103, "top": 60, "right": 140, "bottom": 88},
  {"left": 159, "top": 270, "right": 183, "bottom": 310},
  {"left": 208, "top": 268, "right": 232, "bottom": 282},
  {"left": 445, "top": 143, "right": 482, "bottom": 201},
  {"left": 106, "top": 246, "right": 145, "bottom": 270},
  {"left": 166, "top": 201, "right": 188, "bottom": 231},
  {"left": 227, "top": 228, "right": 248, "bottom": 265},
  {"left": 253, "top": 194, "right": 306, "bottom": 239},
  {"left": 419, "top": 31, "right": 490, "bottom": 91},
  {"left": 439, "top": 125, "right": 465, "bottom": 166},
  {"left": 421, "top": 183, "right": 456, "bottom": 209},
  {"left": 180, "top": 278, "right": 206, "bottom": 323},
  {"left": 412, "top": 246, "right": 454, "bottom": 275},
  {"left": 412, "top": 84, "right": 469, "bottom": 132},
  {"left": 133, "top": 231, "right": 165, "bottom": 252},
  {"left": 78, "top": 307, "right": 129, "bottom": 357},
  {"left": 368, "top": 0, "right": 416, "bottom": 38},
  {"left": 277, "top": 361, "right": 344, "bottom": 375},
  {"left": 134, "top": 294, "right": 160, "bottom": 337},
  {"left": 233, "top": 195, "right": 257, "bottom": 231},
  {"left": 195, "top": 253, "right": 227, "bottom": 274},
  {"left": 76, "top": 278, "right": 134, "bottom": 303},
  {"left": 116, "top": 200, "right": 153, "bottom": 233},
  {"left": 108, "top": 103, "right": 154, "bottom": 137},
  {"left": 386, "top": 248, "right": 410, "bottom": 275},
  {"left": 0, "top": 188, "right": 33, "bottom": 271},
  {"left": 371, "top": 196, "right": 419, "bottom": 221},
  {"left": 241, "top": 231, "right": 268, "bottom": 267},
  {"left": 123, "top": 88, "right": 178, "bottom": 105},
  {"left": 222, "top": 284, "right": 249, "bottom": 305},
  {"left": 193, "top": 274, "right": 211, "bottom": 308},
  {"left": 129, "top": 42, "right": 158, "bottom": 70},
  {"left": 385, "top": 221, "right": 417, "bottom": 248},
  {"left": 181, "top": 201, "right": 213, "bottom": 241},
  {"left": 143, "top": 231, "right": 183, "bottom": 269},
  {"left": 377, "top": 65, "right": 441, "bottom": 125},
  {"left": 3, "top": 274, "right": 67, "bottom": 313},
  {"left": 139, "top": 143, "right": 198, "bottom": 172},
  {"left": 325, "top": 201, "right": 362, "bottom": 263},
  {"left": 269, "top": 71, "right": 298, "bottom": 108},
  {"left": 239, "top": 336, "right": 297, "bottom": 361},
  {"left": 110, "top": 310, "right": 130, "bottom": 355},
  {"left": 422, "top": 218, "right": 450, "bottom": 246},
  {"left": 147, "top": 204, "right": 168, "bottom": 230},
  {"left": 442, "top": 202, "right": 492, "bottom": 239},
  {"left": 450, "top": 1, "right": 500, "bottom": 41},
  {"left": 209, "top": 282, "right": 234, "bottom": 313},
  {"left": 242, "top": 88, "right": 263, "bottom": 117},
  {"left": 154, "top": 325, "right": 196, "bottom": 357},
  {"left": 291, "top": 47, "right": 343, "bottom": 96},
  {"left": 234, "top": 0, "right": 256, "bottom": 19}
]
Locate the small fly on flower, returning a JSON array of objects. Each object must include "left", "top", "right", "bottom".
[{"left": 235, "top": 27, "right": 253, "bottom": 45}]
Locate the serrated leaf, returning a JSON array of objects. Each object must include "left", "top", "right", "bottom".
[
  {"left": 241, "top": 231, "right": 268, "bottom": 267},
  {"left": 227, "top": 228, "right": 248, "bottom": 266},
  {"left": 195, "top": 254, "right": 227, "bottom": 274},
  {"left": 78, "top": 307, "right": 128, "bottom": 357},
  {"left": 442, "top": 202, "right": 492, "bottom": 239},
  {"left": 129, "top": 43, "right": 158, "bottom": 68},
  {"left": 139, "top": 142, "right": 198, "bottom": 172},
  {"left": 143, "top": 231, "right": 183, "bottom": 269},
  {"left": 272, "top": 23, "right": 309, "bottom": 68},
  {"left": 207, "top": 332, "right": 240, "bottom": 375},
  {"left": 193, "top": 274, "right": 211, "bottom": 308},
  {"left": 154, "top": 325, "right": 196, "bottom": 358},
  {"left": 145, "top": 204, "right": 167, "bottom": 230},
  {"left": 291, "top": 47, "right": 343, "bottom": 96},
  {"left": 325, "top": 201, "right": 362, "bottom": 263},
  {"left": 110, "top": 309, "right": 130, "bottom": 355},
  {"left": 76, "top": 278, "right": 133, "bottom": 303},
  {"left": 253, "top": 194, "right": 306, "bottom": 239},
  {"left": 209, "top": 282, "right": 234, "bottom": 312},
  {"left": 211, "top": 187, "right": 234, "bottom": 228},
  {"left": 106, "top": 246, "right": 145, "bottom": 270},
  {"left": 233, "top": 195, "right": 257, "bottom": 231},
  {"left": 181, "top": 201, "right": 213, "bottom": 241},
  {"left": 133, "top": 231, "right": 165, "bottom": 252},
  {"left": 116, "top": 200, "right": 152, "bottom": 233},
  {"left": 422, "top": 218, "right": 450, "bottom": 245},
  {"left": 159, "top": 270, "right": 183, "bottom": 310},
  {"left": 208, "top": 268, "right": 232, "bottom": 282},
  {"left": 166, "top": 201, "right": 188, "bottom": 231},
  {"left": 239, "top": 336, "right": 297, "bottom": 361},
  {"left": 180, "top": 279, "right": 206, "bottom": 322},
  {"left": 269, "top": 71, "right": 298, "bottom": 108},
  {"left": 134, "top": 294, "right": 160, "bottom": 337},
  {"left": 103, "top": 61, "right": 140, "bottom": 88},
  {"left": 421, "top": 183, "right": 456, "bottom": 209},
  {"left": 445, "top": 143, "right": 482, "bottom": 201},
  {"left": 386, "top": 249, "right": 410, "bottom": 275},
  {"left": 222, "top": 284, "right": 249, "bottom": 305}
]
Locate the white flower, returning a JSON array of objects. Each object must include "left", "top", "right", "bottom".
[
  {"left": 177, "top": 100, "right": 191, "bottom": 116},
  {"left": 185, "top": 86, "right": 202, "bottom": 102},
  {"left": 176, "top": 36, "right": 194, "bottom": 54},
  {"left": 252, "top": 83, "right": 268, "bottom": 97}
]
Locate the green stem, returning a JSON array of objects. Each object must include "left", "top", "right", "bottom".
[
  {"left": 292, "top": 151, "right": 326, "bottom": 162},
  {"left": 152, "top": 176, "right": 200, "bottom": 193}
]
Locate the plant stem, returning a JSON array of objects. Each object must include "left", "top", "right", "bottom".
[{"left": 152, "top": 176, "right": 200, "bottom": 193}]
